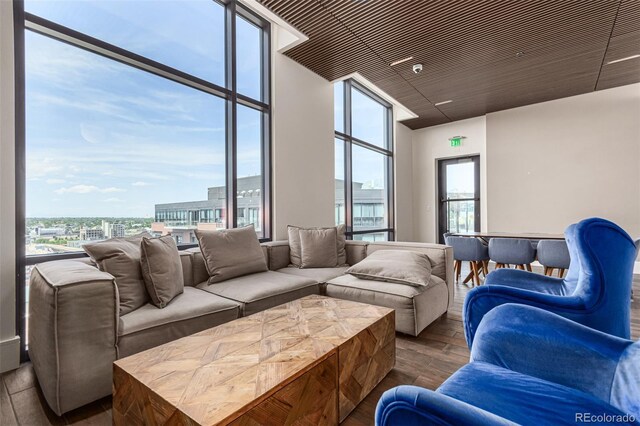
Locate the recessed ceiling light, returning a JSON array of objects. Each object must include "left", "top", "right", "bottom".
[
  {"left": 434, "top": 100, "right": 453, "bottom": 106},
  {"left": 390, "top": 56, "right": 414, "bottom": 66},
  {"left": 607, "top": 54, "right": 640, "bottom": 65}
]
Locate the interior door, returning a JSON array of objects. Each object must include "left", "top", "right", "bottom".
[{"left": 438, "top": 156, "right": 480, "bottom": 244}]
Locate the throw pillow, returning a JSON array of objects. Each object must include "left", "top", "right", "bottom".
[
  {"left": 299, "top": 228, "right": 338, "bottom": 268},
  {"left": 140, "top": 235, "right": 184, "bottom": 308},
  {"left": 195, "top": 225, "right": 268, "bottom": 284},
  {"left": 346, "top": 250, "right": 433, "bottom": 287},
  {"left": 288, "top": 224, "right": 347, "bottom": 267},
  {"left": 83, "top": 232, "right": 151, "bottom": 315}
]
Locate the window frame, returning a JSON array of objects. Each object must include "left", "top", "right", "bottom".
[
  {"left": 14, "top": 0, "right": 272, "bottom": 361},
  {"left": 335, "top": 79, "right": 394, "bottom": 240}
]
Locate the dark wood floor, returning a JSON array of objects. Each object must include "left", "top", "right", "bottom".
[{"left": 2, "top": 269, "right": 639, "bottom": 426}]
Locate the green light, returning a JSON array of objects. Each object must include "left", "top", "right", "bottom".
[{"left": 450, "top": 137, "right": 462, "bottom": 147}]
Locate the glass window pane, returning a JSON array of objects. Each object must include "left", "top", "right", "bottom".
[
  {"left": 353, "top": 232, "right": 388, "bottom": 242},
  {"left": 351, "top": 145, "right": 388, "bottom": 232},
  {"left": 447, "top": 200, "right": 475, "bottom": 234},
  {"left": 236, "top": 15, "right": 262, "bottom": 101},
  {"left": 334, "top": 82, "right": 344, "bottom": 133},
  {"left": 335, "top": 139, "right": 345, "bottom": 225},
  {"left": 446, "top": 162, "right": 475, "bottom": 199},
  {"left": 236, "top": 104, "right": 263, "bottom": 235},
  {"left": 25, "top": 31, "right": 226, "bottom": 255},
  {"left": 25, "top": 0, "right": 225, "bottom": 86},
  {"left": 351, "top": 87, "right": 387, "bottom": 148}
]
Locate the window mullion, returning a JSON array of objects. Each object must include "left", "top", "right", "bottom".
[{"left": 225, "top": 1, "right": 237, "bottom": 230}]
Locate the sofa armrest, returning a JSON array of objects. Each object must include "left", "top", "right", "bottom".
[
  {"left": 471, "top": 304, "right": 631, "bottom": 403},
  {"left": 366, "top": 242, "right": 454, "bottom": 310},
  {"left": 261, "top": 240, "right": 290, "bottom": 270},
  {"left": 376, "top": 385, "right": 514, "bottom": 426},
  {"left": 29, "top": 260, "right": 119, "bottom": 415},
  {"left": 345, "top": 240, "right": 368, "bottom": 265}
]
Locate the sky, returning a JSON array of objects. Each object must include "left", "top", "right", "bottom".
[
  {"left": 24, "top": 0, "right": 385, "bottom": 218},
  {"left": 25, "top": 0, "right": 262, "bottom": 218}
]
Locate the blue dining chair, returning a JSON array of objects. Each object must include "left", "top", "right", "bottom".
[
  {"left": 464, "top": 217, "right": 637, "bottom": 346},
  {"left": 376, "top": 304, "right": 640, "bottom": 426},
  {"left": 488, "top": 238, "right": 536, "bottom": 271},
  {"left": 445, "top": 235, "right": 489, "bottom": 286},
  {"left": 537, "top": 239, "right": 571, "bottom": 277}
]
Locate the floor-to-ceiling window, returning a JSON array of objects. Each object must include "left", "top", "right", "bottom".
[
  {"left": 15, "top": 0, "right": 271, "bottom": 359},
  {"left": 334, "top": 79, "right": 394, "bottom": 241}
]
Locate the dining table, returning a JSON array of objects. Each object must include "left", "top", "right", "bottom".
[{"left": 450, "top": 231, "right": 564, "bottom": 244}]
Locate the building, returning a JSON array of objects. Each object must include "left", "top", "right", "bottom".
[
  {"left": 153, "top": 176, "right": 386, "bottom": 244},
  {"left": 34, "top": 227, "right": 65, "bottom": 236},
  {"left": 102, "top": 221, "right": 125, "bottom": 238},
  {"left": 79, "top": 228, "right": 104, "bottom": 241}
]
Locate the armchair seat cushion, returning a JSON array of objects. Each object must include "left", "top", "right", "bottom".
[
  {"left": 438, "top": 362, "right": 632, "bottom": 426},
  {"left": 197, "top": 271, "right": 319, "bottom": 316},
  {"left": 118, "top": 287, "right": 240, "bottom": 357}
]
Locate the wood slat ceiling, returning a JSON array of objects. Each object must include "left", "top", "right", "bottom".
[{"left": 259, "top": 0, "right": 640, "bottom": 129}]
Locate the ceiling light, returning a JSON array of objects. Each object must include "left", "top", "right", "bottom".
[
  {"left": 434, "top": 100, "right": 453, "bottom": 106},
  {"left": 390, "top": 56, "right": 413, "bottom": 66},
  {"left": 606, "top": 54, "right": 640, "bottom": 65}
]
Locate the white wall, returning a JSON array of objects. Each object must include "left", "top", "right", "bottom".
[
  {"left": 271, "top": 45, "right": 335, "bottom": 240},
  {"left": 411, "top": 117, "right": 487, "bottom": 243},
  {"left": 0, "top": 0, "right": 20, "bottom": 373},
  {"left": 394, "top": 122, "right": 414, "bottom": 241},
  {"left": 486, "top": 84, "right": 640, "bottom": 238}
]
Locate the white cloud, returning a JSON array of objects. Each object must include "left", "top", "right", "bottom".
[
  {"left": 101, "top": 187, "right": 126, "bottom": 193},
  {"left": 55, "top": 184, "right": 99, "bottom": 194},
  {"left": 103, "top": 197, "right": 124, "bottom": 203},
  {"left": 132, "top": 181, "right": 150, "bottom": 187},
  {"left": 46, "top": 178, "right": 66, "bottom": 184},
  {"left": 54, "top": 185, "right": 126, "bottom": 194}
]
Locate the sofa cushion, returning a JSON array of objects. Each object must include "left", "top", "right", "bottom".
[
  {"left": 288, "top": 224, "right": 347, "bottom": 267},
  {"left": 276, "top": 266, "right": 349, "bottom": 284},
  {"left": 197, "top": 271, "right": 319, "bottom": 316},
  {"left": 300, "top": 228, "right": 338, "bottom": 268},
  {"left": 117, "top": 287, "right": 239, "bottom": 358},
  {"left": 325, "top": 274, "right": 448, "bottom": 336},
  {"left": 346, "top": 250, "right": 433, "bottom": 287},
  {"left": 119, "top": 286, "right": 239, "bottom": 336},
  {"left": 83, "top": 232, "right": 151, "bottom": 315},
  {"left": 437, "top": 362, "right": 631, "bottom": 426},
  {"left": 140, "top": 235, "right": 184, "bottom": 308},
  {"left": 196, "top": 225, "right": 268, "bottom": 284}
]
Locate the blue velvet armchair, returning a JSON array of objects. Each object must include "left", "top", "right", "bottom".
[
  {"left": 376, "top": 304, "right": 640, "bottom": 426},
  {"left": 464, "top": 218, "right": 636, "bottom": 346}
]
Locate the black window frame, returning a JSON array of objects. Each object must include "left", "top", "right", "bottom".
[
  {"left": 14, "top": 0, "right": 272, "bottom": 361},
  {"left": 335, "top": 79, "right": 394, "bottom": 241}
]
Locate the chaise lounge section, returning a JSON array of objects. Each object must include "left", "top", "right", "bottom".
[{"left": 28, "top": 239, "right": 453, "bottom": 415}]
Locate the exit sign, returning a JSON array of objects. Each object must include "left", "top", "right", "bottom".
[{"left": 449, "top": 136, "right": 465, "bottom": 147}]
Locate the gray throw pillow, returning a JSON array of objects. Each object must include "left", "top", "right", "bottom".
[
  {"left": 346, "top": 250, "right": 433, "bottom": 287},
  {"left": 83, "top": 232, "right": 151, "bottom": 315},
  {"left": 299, "top": 228, "right": 338, "bottom": 268},
  {"left": 140, "top": 235, "right": 184, "bottom": 308},
  {"left": 195, "top": 225, "right": 268, "bottom": 284},
  {"left": 288, "top": 224, "right": 346, "bottom": 267}
]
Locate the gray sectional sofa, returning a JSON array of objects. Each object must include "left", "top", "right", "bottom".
[{"left": 28, "top": 239, "right": 453, "bottom": 415}]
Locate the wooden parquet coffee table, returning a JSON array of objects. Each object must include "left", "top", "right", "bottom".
[{"left": 113, "top": 295, "right": 395, "bottom": 425}]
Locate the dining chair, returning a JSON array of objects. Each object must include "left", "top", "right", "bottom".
[
  {"left": 537, "top": 239, "right": 571, "bottom": 277},
  {"left": 488, "top": 238, "right": 536, "bottom": 271},
  {"left": 444, "top": 236, "right": 489, "bottom": 286}
]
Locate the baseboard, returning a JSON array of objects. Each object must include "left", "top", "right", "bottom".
[{"left": 0, "top": 336, "right": 20, "bottom": 373}]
